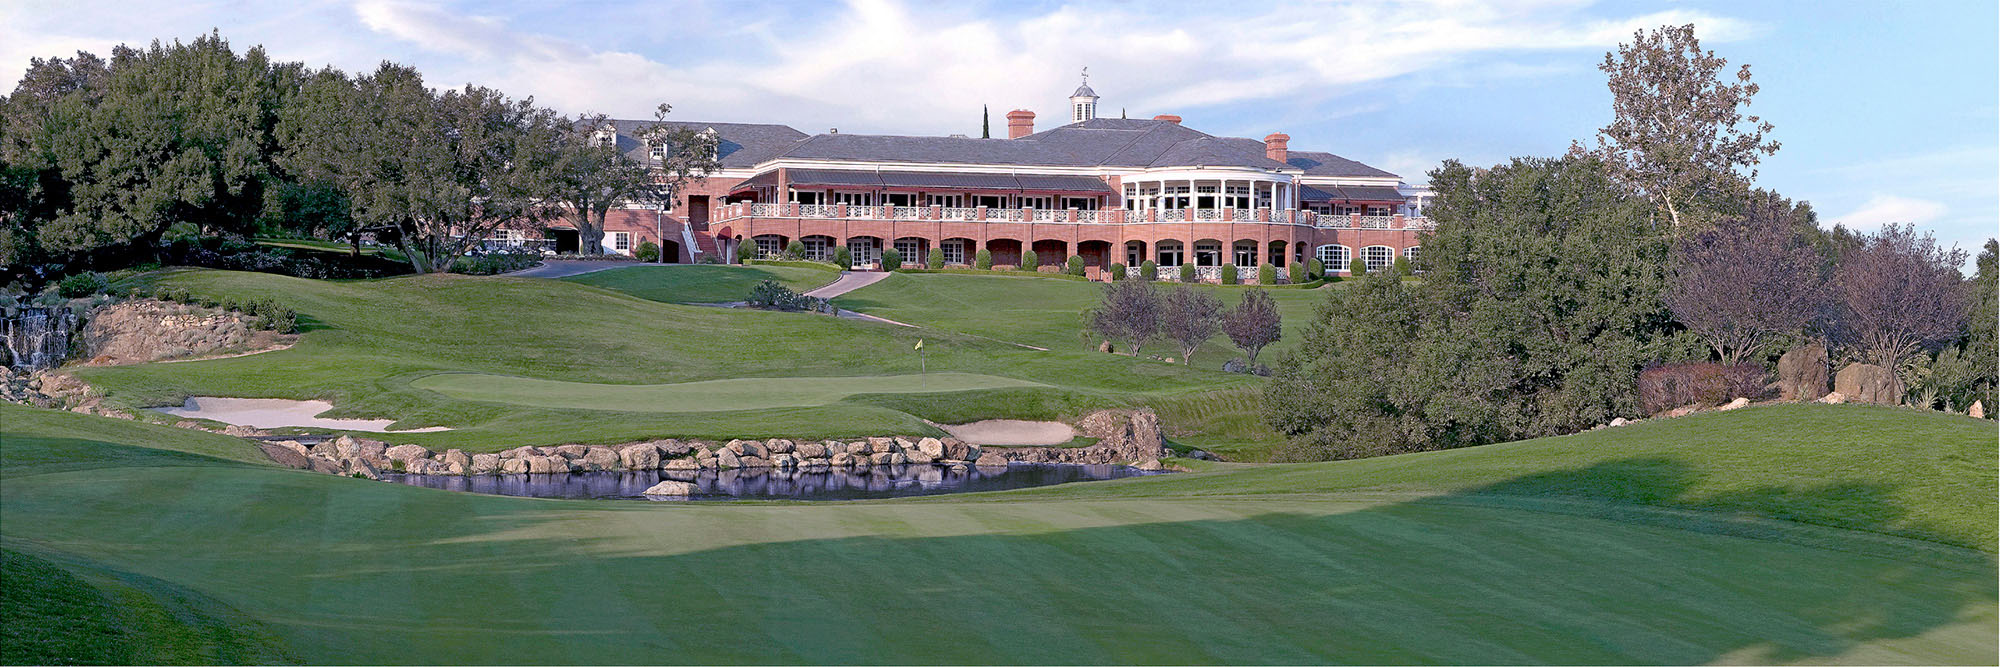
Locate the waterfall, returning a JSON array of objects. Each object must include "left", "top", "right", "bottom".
[{"left": 2, "top": 306, "right": 77, "bottom": 371}]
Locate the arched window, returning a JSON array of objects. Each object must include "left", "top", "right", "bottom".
[
  {"left": 1315, "top": 244, "right": 1350, "bottom": 268},
  {"left": 1403, "top": 246, "right": 1420, "bottom": 260},
  {"left": 1362, "top": 246, "right": 1395, "bottom": 272}
]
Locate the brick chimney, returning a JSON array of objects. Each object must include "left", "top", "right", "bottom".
[
  {"left": 1153, "top": 114, "right": 1182, "bottom": 124},
  {"left": 1006, "top": 110, "right": 1035, "bottom": 139},
  {"left": 1264, "top": 132, "right": 1290, "bottom": 163}
]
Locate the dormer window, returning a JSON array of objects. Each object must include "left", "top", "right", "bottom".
[{"left": 591, "top": 127, "right": 616, "bottom": 148}]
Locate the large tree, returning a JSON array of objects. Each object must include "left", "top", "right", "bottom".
[
  {"left": 1664, "top": 196, "right": 1829, "bottom": 364},
  {"left": 1834, "top": 224, "right": 1969, "bottom": 369},
  {"left": 1590, "top": 24, "right": 1778, "bottom": 230},
  {"left": 1161, "top": 284, "right": 1222, "bottom": 365},
  {"left": 548, "top": 114, "right": 652, "bottom": 255}
]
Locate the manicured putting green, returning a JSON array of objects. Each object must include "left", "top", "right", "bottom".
[{"left": 412, "top": 371, "right": 1047, "bottom": 412}]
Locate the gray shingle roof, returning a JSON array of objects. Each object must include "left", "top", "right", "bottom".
[
  {"left": 598, "top": 119, "right": 809, "bottom": 169},
  {"left": 777, "top": 168, "right": 1112, "bottom": 193},
  {"left": 1287, "top": 150, "right": 1398, "bottom": 178},
  {"left": 1299, "top": 184, "right": 1407, "bottom": 202},
  {"left": 1072, "top": 83, "right": 1097, "bottom": 98}
]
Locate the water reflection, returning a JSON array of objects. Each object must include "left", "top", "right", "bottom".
[{"left": 382, "top": 463, "right": 1160, "bottom": 501}]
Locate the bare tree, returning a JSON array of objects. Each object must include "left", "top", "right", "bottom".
[
  {"left": 1162, "top": 284, "right": 1222, "bottom": 364},
  {"left": 1222, "top": 288, "right": 1282, "bottom": 363},
  {"left": 1835, "top": 224, "right": 1969, "bottom": 368},
  {"left": 1085, "top": 278, "right": 1160, "bottom": 354},
  {"left": 1665, "top": 203, "right": 1828, "bottom": 364},
  {"left": 1591, "top": 24, "right": 1779, "bottom": 230}
]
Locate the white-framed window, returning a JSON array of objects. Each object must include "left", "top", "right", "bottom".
[
  {"left": 926, "top": 194, "right": 965, "bottom": 208},
  {"left": 1193, "top": 241, "right": 1223, "bottom": 267},
  {"left": 1403, "top": 246, "right": 1420, "bottom": 261},
  {"left": 831, "top": 191, "right": 873, "bottom": 206},
  {"left": 1157, "top": 241, "right": 1184, "bottom": 267},
  {"left": 1062, "top": 197, "right": 1098, "bottom": 210},
  {"left": 1366, "top": 205, "right": 1394, "bottom": 217},
  {"left": 894, "top": 238, "right": 923, "bottom": 261},
  {"left": 1315, "top": 244, "right": 1351, "bottom": 268},
  {"left": 942, "top": 240, "right": 967, "bottom": 265},
  {"left": 608, "top": 232, "right": 632, "bottom": 253},
  {"left": 1362, "top": 245, "right": 1394, "bottom": 272},
  {"left": 1019, "top": 196, "right": 1053, "bottom": 210},
  {"left": 801, "top": 236, "right": 832, "bottom": 261},
  {"left": 754, "top": 235, "right": 784, "bottom": 258},
  {"left": 847, "top": 237, "right": 881, "bottom": 267},
  {"left": 1233, "top": 243, "right": 1257, "bottom": 267},
  {"left": 793, "top": 190, "right": 824, "bottom": 205}
]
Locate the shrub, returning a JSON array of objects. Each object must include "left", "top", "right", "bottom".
[
  {"left": 784, "top": 240, "right": 806, "bottom": 260},
  {"left": 1636, "top": 362, "right": 1768, "bottom": 415},
  {"left": 745, "top": 279, "right": 829, "bottom": 312},
  {"left": 1220, "top": 263, "right": 1239, "bottom": 285},
  {"left": 1065, "top": 255, "right": 1085, "bottom": 276},
  {"left": 881, "top": 248, "right": 902, "bottom": 271},
  {"left": 57, "top": 272, "right": 109, "bottom": 298},
  {"left": 1288, "top": 262, "right": 1306, "bottom": 284},
  {"left": 1306, "top": 258, "right": 1323, "bottom": 279},
  {"left": 735, "top": 241, "right": 755, "bottom": 263},
  {"left": 975, "top": 249, "right": 993, "bottom": 270},
  {"left": 635, "top": 240, "right": 660, "bottom": 262},
  {"left": 832, "top": 246, "right": 853, "bottom": 269},
  {"left": 1139, "top": 260, "right": 1157, "bottom": 281},
  {"left": 1259, "top": 263, "right": 1278, "bottom": 285},
  {"left": 1349, "top": 258, "right": 1368, "bottom": 276},
  {"left": 1110, "top": 263, "right": 1127, "bottom": 281},
  {"left": 926, "top": 247, "right": 945, "bottom": 269},
  {"left": 1393, "top": 256, "right": 1410, "bottom": 277},
  {"left": 1179, "top": 264, "right": 1196, "bottom": 283},
  {"left": 1020, "top": 250, "right": 1038, "bottom": 271}
]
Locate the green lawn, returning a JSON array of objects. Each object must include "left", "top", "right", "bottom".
[
  {"left": 71, "top": 269, "right": 1249, "bottom": 449},
  {"left": 565, "top": 264, "right": 839, "bottom": 303},
  {"left": 2, "top": 403, "right": 1992, "bottom": 664},
  {"left": 412, "top": 371, "right": 1046, "bottom": 412},
  {"left": 831, "top": 272, "right": 1332, "bottom": 361}
]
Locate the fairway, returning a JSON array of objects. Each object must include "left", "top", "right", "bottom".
[
  {"left": 564, "top": 264, "right": 838, "bottom": 303},
  {"left": 412, "top": 371, "right": 1047, "bottom": 412},
  {"left": 2, "top": 403, "right": 1993, "bottom": 664}
]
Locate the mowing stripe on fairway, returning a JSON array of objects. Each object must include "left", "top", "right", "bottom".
[{"left": 411, "top": 371, "right": 1048, "bottom": 412}]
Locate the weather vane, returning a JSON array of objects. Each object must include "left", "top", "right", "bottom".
[{"left": 1081, "top": 66, "right": 1089, "bottom": 83}]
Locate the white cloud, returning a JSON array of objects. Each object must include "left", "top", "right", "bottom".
[{"left": 1826, "top": 194, "right": 1949, "bottom": 231}]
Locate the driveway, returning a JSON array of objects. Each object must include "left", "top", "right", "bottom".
[{"left": 804, "top": 271, "right": 892, "bottom": 298}]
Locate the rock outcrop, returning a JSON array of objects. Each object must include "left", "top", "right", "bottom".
[
  {"left": 80, "top": 299, "right": 292, "bottom": 365},
  {"left": 1834, "top": 363, "right": 1901, "bottom": 406},
  {"left": 1775, "top": 344, "right": 1830, "bottom": 401}
]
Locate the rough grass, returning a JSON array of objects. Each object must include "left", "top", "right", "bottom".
[
  {"left": 1, "top": 403, "right": 1994, "bottom": 664},
  {"left": 70, "top": 269, "right": 1251, "bottom": 449},
  {"left": 564, "top": 264, "right": 838, "bottom": 303}
]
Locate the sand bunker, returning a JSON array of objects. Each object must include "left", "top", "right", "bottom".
[
  {"left": 152, "top": 397, "right": 451, "bottom": 433},
  {"left": 938, "top": 419, "right": 1076, "bottom": 446}
]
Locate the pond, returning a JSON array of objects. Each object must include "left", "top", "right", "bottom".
[{"left": 382, "top": 463, "right": 1161, "bottom": 501}]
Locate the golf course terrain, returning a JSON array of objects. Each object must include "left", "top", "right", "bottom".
[{"left": 3, "top": 401, "right": 1993, "bottom": 664}]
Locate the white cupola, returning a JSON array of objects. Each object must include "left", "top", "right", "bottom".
[{"left": 1070, "top": 68, "right": 1098, "bottom": 123}]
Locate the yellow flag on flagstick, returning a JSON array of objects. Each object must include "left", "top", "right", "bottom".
[{"left": 914, "top": 339, "right": 924, "bottom": 351}]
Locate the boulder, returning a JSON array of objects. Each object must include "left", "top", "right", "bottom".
[
  {"left": 1818, "top": 391, "right": 1848, "bottom": 405},
  {"left": 902, "top": 447, "right": 934, "bottom": 465},
  {"left": 343, "top": 458, "right": 381, "bottom": 480},
  {"left": 642, "top": 480, "right": 701, "bottom": 497},
  {"left": 618, "top": 443, "right": 661, "bottom": 470},
  {"left": 916, "top": 437, "right": 946, "bottom": 459},
  {"left": 499, "top": 458, "right": 530, "bottom": 474},
  {"left": 975, "top": 452, "right": 1010, "bottom": 468},
  {"left": 552, "top": 444, "right": 590, "bottom": 459},
  {"left": 500, "top": 445, "right": 542, "bottom": 459},
  {"left": 1135, "top": 458, "right": 1164, "bottom": 471},
  {"left": 385, "top": 444, "right": 432, "bottom": 466},
  {"left": 847, "top": 441, "right": 871, "bottom": 455},
  {"left": 868, "top": 437, "right": 898, "bottom": 453},
  {"left": 526, "top": 455, "right": 566, "bottom": 474},
  {"left": 1187, "top": 449, "right": 1212, "bottom": 461},
  {"left": 1608, "top": 417, "right": 1629, "bottom": 427},
  {"left": 1718, "top": 397, "right": 1751, "bottom": 411},
  {"left": 307, "top": 455, "right": 344, "bottom": 475},
  {"left": 578, "top": 446, "right": 621, "bottom": 471},
  {"left": 830, "top": 452, "right": 854, "bottom": 467},
  {"left": 223, "top": 424, "right": 265, "bottom": 437},
  {"left": 765, "top": 439, "right": 795, "bottom": 454},
  {"left": 1834, "top": 363, "right": 1901, "bottom": 406},
  {"left": 1775, "top": 344, "right": 1831, "bottom": 401},
  {"left": 436, "top": 459, "right": 465, "bottom": 476},
  {"left": 653, "top": 439, "right": 691, "bottom": 457},
  {"left": 442, "top": 449, "right": 472, "bottom": 471},
  {"left": 256, "top": 442, "right": 314, "bottom": 469},
  {"left": 739, "top": 456, "right": 770, "bottom": 468},
  {"left": 797, "top": 442, "right": 828, "bottom": 458},
  {"left": 1972, "top": 400, "right": 1986, "bottom": 419},
  {"left": 870, "top": 452, "right": 895, "bottom": 466},
  {"left": 714, "top": 447, "right": 742, "bottom": 468},
  {"left": 661, "top": 457, "right": 699, "bottom": 471},
  {"left": 469, "top": 453, "right": 502, "bottom": 475},
  {"left": 1098, "top": 340, "right": 1114, "bottom": 353},
  {"left": 772, "top": 452, "right": 798, "bottom": 468}
]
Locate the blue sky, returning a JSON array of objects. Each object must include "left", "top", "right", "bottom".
[{"left": 4, "top": 0, "right": 1994, "bottom": 257}]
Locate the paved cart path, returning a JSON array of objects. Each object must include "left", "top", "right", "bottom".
[{"left": 804, "top": 270, "right": 892, "bottom": 298}]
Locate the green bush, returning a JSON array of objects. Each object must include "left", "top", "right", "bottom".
[
  {"left": 1140, "top": 260, "right": 1157, "bottom": 281},
  {"left": 784, "top": 240, "right": 806, "bottom": 260},
  {"left": 1065, "top": 255, "right": 1085, "bottom": 276},
  {"left": 881, "top": 248, "right": 902, "bottom": 271},
  {"left": 1288, "top": 262, "right": 1306, "bottom": 284},
  {"left": 832, "top": 246, "right": 853, "bottom": 269},
  {"left": 926, "top": 247, "right": 945, "bottom": 269},
  {"left": 1179, "top": 264, "right": 1196, "bottom": 282},
  {"left": 736, "top": 241, "right": 755, "bottom": 263},
  {"left": 635, "top": 240, "right": 661, "bottom": 262},
  {"left": 1220, "top": 263, "right": 1239, "bottom": 285},
  {"left": 1393, "top": 256, "right": 1410, "bottom": 276},
  {"left": 56, "top": 272, "right": 109, "bottom": 298},
  {"left": 1020, "top": 250, "right": 1038, "bottom": 271},
  {"left": 1110, "top": 263, "right": 1127, "bottom": 280},
  {"left": 1307, "top": 258, "right": 1324, "bottom": 279},
  {"left": 1259, "top": 263, "right": 1278, "bottom": 285},
  {"left": 975, "top": 248, "right": 993, "bottom": 270},
  {"left": 1349, "top": 258, "right": 1368, "bottom": 276}
]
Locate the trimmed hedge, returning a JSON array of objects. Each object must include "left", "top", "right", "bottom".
[
  {"left": 1220, "top": 263, "right": 1239, "bottom": 285},
  {"left": 1259, "top": 263, "right": 1277, "bottom": 285},
  {"left": 975, "top": 249, "right": 993, "bottom": 270},
  {"left": 1110, "top": 263, "right": 1127, "bottom": 281},
  {"left": 881, "top": 248, "right": 903, "bottom": 271},
  {"left": 926, "top": 247, "right": 945, "bottom": 269}
]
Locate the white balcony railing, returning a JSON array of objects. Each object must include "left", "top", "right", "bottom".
[
  {"left": 1032, "top": 209, "right": 1063, "bottom": 222},
  {"left": 1077, "top": 210, "right": 1107, "bottom": 224},
  {"left": 799, "top": 204, "right": 834, "bottom": 218},
  {"left": 1195, "top": 208, "right": 1223, "bottom": 221},
  {"left": 941, "top": 207, "right": 977, "bottom": 221},
  {"left": 889, "top": 206, "right": 921, "bottom": 220},
  {"left": 1358, "top": 215, "right": 1394, "bottom": 229},
  {"left": 1232, "top": 209, "right": 1256, "bottom": 221},
  {"left": 848, "top": 205, "right": 883, "bottom": 219},
  {"left": 987, "top": 208, "right": 1022, "bottom": 222}
]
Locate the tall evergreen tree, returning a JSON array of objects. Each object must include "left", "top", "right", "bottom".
[{"left": 981, "top": 105, "right": 989, "bottom": 139}]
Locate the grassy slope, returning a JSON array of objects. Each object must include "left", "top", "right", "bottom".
[
  {"left": 831, "top": 272, "right": 1331, "bottom": 359},
  {"left": 72, "top": 270, "right": 1250, "bottom": 449},
  {"left": 564, "top": 264, "right": 838, "bottom": 303},
  {"left": 2, "top": 403, "right": 1993, "bottom": 664}
]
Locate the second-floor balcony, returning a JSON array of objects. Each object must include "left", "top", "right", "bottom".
[{"left": 716, "top": 201, "right": 1432, "bottom": 230}]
